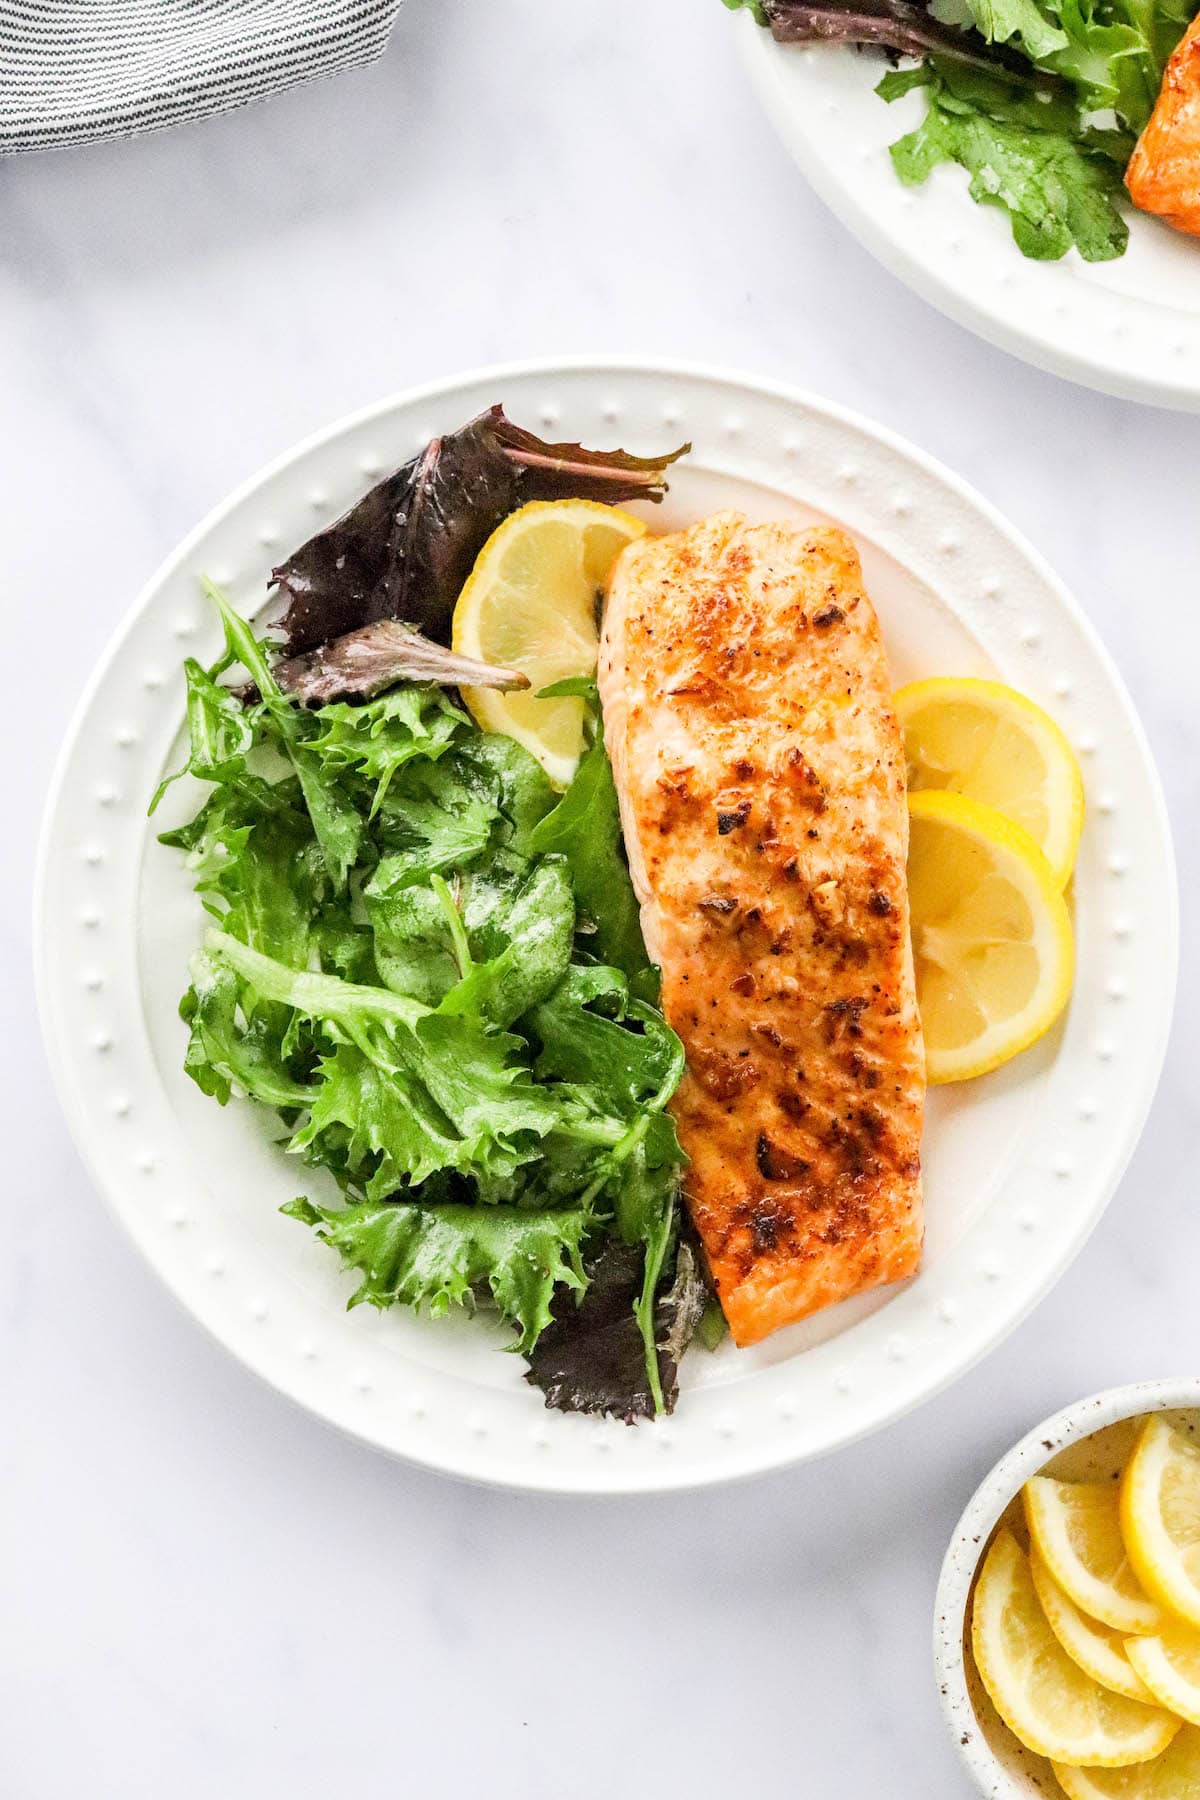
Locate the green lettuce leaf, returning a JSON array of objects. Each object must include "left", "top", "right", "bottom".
[
  {"left": 437, "top": 857, "right": 576, "bottom": 1029},
  {"left": 371, "top": 760, "right": 499, "bottom": 887},
  {"left": 1038, "top": 0, "right": 1194, "bottom": 133},
  {"left": 206, "top": 929, "right": 562, "bottom": 1181},
  {"left": 181, "top": 950, "right": 315, "bottom": 1110},
  {"left": 959, "top": 0, "right": 1068, "bottom": 58},
  {"left": 366, "top": 880, "right": 461, "bottom": 1004},
  {"left": 150, "top": 659, "right": 253, "bottom": 812},
  {"left": 883, "top": 61, "right": 1129, "bottom": 261},
  {"left": 302, "top": 686, "right": 465, "bottom": 814},
  {"left": 526, "top": 966, "right": 684, "bottom": 1118},
  {"left": 457, "top": 732, "right": 559, "bottom": 855},
  {"left": 159, "top": 581, "right": 691, "bottom": 1408},
  {"left": 528, "top": 725, "right": 650, "bottom": 989},
  {"left": 282, "top": 1193, "right": 591, "bottom": 1353}
]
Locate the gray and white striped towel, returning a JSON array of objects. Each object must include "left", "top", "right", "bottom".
[{"left": 1, "top": 0, "right": 406, "bottom": 153}]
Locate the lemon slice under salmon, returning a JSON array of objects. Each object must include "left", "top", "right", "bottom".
[{"left": 451, "top": 498, "right": 646, "bottom": 787}]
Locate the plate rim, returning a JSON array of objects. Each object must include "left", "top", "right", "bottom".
[
  {"left": 736, "top": 19, "right": 1200, "bottom": 413},
  {"left": 34, "top": 355, "right": 1180, "bottom": 1494}
]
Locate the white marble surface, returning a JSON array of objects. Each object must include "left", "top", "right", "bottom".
[{"left": 3, "top": 2, "right": 1199, "bottom": 1795}]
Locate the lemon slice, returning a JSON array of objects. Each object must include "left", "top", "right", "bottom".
[
  {"left": 1025, "top": 1477, "right": 1165, "bottom": 1635},
  {"left": 971, "top": 1530, "right": 1179, "bottom": 1767},
  {"left": 896, "top": 677, "right": 1084, "bottom": 887},
  {"left": 1127, "top": 1623, "right": 1200, "bottom": 1725},
  {"left": 1054, "top": 1728, "right": 1200, "bottom": 1800},
  {"left": 906, "top": 790, "right": 1074, "bottom": 1083},
  {"left": 1030, "top": 1551, "right": 1158, "bottom": 1703},
  {"left": 451, "top": 498, "right": 646, "bottom": 786},
  {"left": 1121, "top": 1417, "right": 1200, "bottom": 1630}
]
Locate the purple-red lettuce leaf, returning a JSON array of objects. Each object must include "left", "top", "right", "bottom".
[
  {"left": 525, "top": 1235, "right": 709, "bottom": 1423},
  {"left": 273, "top": 618, "right": 529, "bottom": 707},
  {"left": 747, "top": 0, "right": 1071, "bottom": 88},
  {"left": 272, "top": 405, "right": 689, "bottom": 654}
]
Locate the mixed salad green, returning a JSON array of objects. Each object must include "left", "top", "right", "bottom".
[
  {"left": 729, "top": 0, "right": 1196, "bottom": 261},
  {"left": 154, "top": 410, "right": 713, "bottom": 1422}
]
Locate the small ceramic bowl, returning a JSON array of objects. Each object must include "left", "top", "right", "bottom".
[{"left": 934, "top": 1377, "right": 1200, "bottom": 1798}]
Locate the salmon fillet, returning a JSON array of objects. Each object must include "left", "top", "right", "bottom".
[
  {"left": 598, "top": 512, "right": 925, "bottom": 1347},
  {"left": 1126, "top": 13, "right": 1200, "bottom": 236}
]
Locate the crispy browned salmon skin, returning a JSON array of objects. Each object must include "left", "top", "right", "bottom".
[
  {"left": 1127, "top": 13, "right": 1200, "bottom": 236},
  {"left": 599, "top": 512, "right": 925, "bottom": 1347}
]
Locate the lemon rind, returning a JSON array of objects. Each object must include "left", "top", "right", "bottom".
[
  {"left": 1030, "top": 1551, "right": 1158, "bottom": 1704},
  {"left": 1126, "top": 1635, "right": 1200, "bottom": 1729},
  {"left": 1121, "top": 1418, "right": 1200, "bottom": 1632}
]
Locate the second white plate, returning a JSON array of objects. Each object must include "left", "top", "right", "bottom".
[
  {"left": 738, "top": 15, "right": 1200, "bottom": 410},
  {"left": 36, "top": 359, "right": 1177, "bottom": 1492}
]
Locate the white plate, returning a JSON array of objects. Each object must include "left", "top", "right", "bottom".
[
  {"left": 738, "top": 16, "right": 1200, "bottom": 410},
  {"left": 35, "top": 359, "right": 1177, "bottom": 1494}
]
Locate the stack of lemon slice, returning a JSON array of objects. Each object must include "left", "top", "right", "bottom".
[
  {"left": 971, "top": 1417, "right": 1200, "bottom": 1796},
  {"left": 896, "top": 678, "right": 1084, "bottom": 1083}
]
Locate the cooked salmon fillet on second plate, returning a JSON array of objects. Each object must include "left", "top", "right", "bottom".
[
  {"left": 599, "top": 512, "right": 925, "bottom": 1347},
  {"left": 1126, "top": 11, "right": 1200, "bottom": 236}
]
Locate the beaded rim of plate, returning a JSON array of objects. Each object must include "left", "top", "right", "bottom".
[{"left": 33, "top": 359, "right": 1178, "bottom": 1493}]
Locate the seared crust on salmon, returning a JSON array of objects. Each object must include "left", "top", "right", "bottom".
[
  {"left": 599, "top": 513, "right": 925, "bottom": 1347},
  {"left": 1126, "top": 13, "right": 1200, "bottom": 236}
]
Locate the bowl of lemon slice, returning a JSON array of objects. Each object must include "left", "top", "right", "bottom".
[{"left": 936, "top": 1380, "right": 1200, "bottom": 1798}]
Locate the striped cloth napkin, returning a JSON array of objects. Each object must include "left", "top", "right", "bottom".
[{"left": 1, "top": 0, "right": 405, "bottom": 153}]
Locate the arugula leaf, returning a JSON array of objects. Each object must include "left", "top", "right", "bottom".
[
  {"left": 1038, "top": 0, "right": 1193, "bottom": 133},
  {"left": 526, "top": 966, "right": 684, "bottom": 1117},
  {"left": 282, "top": 1194, "right": 591, "bottom": 1353},
  {"left": 962, "top": 0, "right": 1068, "bottom": 59},
  {"left": 528, "top": 726, "right": 650, "bottom": 988},
  {"left": 884, "top": 62, "right": 1130, "bottom": 261}
]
